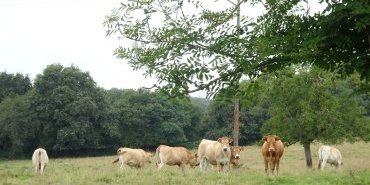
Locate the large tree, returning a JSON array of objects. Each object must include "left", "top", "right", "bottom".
[
  {"left": 0, "top": 91, "right": 39, "bottom": 157},
  {"left": 258, "top": 68, "right": 370, "bottom": 168},
  {"left": 32, "top": 64, "right": 112, "bottom": 154},
  {"left": 104, "top": 0, "right": 369, "bottom": 97},
  {"left": 0, "top": 72, "right": 31, "bottom": 103}
]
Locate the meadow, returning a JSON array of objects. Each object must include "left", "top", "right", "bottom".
[{"left": 1, "top": 142, "right": 369, "bottom": 185}]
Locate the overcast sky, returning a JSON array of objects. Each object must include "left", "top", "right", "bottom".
[
  {"left": 0, "top": 0, "right": 324, "bottom": 98},
  {"left": 0, "top": 0, "right": 163, "bottom": 93}
]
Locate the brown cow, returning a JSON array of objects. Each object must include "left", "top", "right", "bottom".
[
  {"left": 261, "top": 135, "right": 284, "bottom": 176},
  {"left": 155, "top": 145, "right": 198, "bottom": 173},
  {"left": 230, "top": 146, "right": 244, "bottom": 167},
  {"left": 112, "top": 147, "right": 152, "bottom": 169},
  {"left": 197, "top": 136, "right": 233, "bottom": 173}
]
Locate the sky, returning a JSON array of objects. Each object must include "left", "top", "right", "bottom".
[
  {"left": 0, "top": 0, "right": 163, "bottom": 94},
  {"left": 0, "top": 0, "right": 324, "bottom": 98}
]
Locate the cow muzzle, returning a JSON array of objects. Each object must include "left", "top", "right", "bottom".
[
  {"left": 235, "top": 155, "right": 240, "bottom": 159},
  {"left": 223, "top": 147, "right": 228, "bottom": 151},
  {"left": 268, "top": 147, "right": 275, "bottom": 152}
]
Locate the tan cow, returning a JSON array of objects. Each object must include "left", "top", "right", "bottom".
[
  {"left": 197, "top": 136, "right": 233, "bottom": 173},
  {"left": 230, "top": 146, "right": 244, "bottom": 168},
  {"left": 261, "top": 135, "right": 284, "bottom": 176},
  {"left": 112, "top": 147, "right": 152, "bottom": 169},
  {"left": 155, "top": 145, "right": 198, "bottom": 172},
  {"left": 32, "top": 148, "right": 49, "bottom": 175},
  {"left": 318, "top": 145, "right": 343, "bottom": 171}
]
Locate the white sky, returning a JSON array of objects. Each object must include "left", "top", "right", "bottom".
[
  {"left": 0, "top": 0, "right": 324, "bottom": 98},
  {"left": 0, "top": 0, "right": 162, "bottom": 93}
]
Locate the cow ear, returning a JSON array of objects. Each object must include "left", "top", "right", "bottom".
[
  {"left": 217, "top": 138, "right": 222, "bottom": 143},
  {"left": 229, "top": 138, "right": 233, "bottom": 144},
  {"left": 262, "top": 136, "right": 267, "bottom": 141},
  {"left": 275, "top": 136, "right": 280, "bottom": 141},
  {"left": 240, "top": 147, "right": 244, "bottom": 151},
  {"left": 195, "top": 153, "right": 198, "bottom": 158}
]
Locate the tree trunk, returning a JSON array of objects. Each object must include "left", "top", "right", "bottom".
[
  {"left": 303, "top": 142, "right": 313, "bottom": 168},
  {"left": 233, "top": 99, "right": 240, "bottom": 146}
]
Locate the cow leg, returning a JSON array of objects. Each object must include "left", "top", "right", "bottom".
[
  {"left": 318, "top": 159, "right": 322, "bottom": 170},
  {"left": 40, "top": 164, "right": 44, "bottom": 175},
  {"left": 179, "top": 164, "right": 185, "bottom": 174},
  {"left": 276, "top": 159, "right": 280, "bottom": 176},
  {"left": 320, "top": 158, "right": 327, "bottom": 171},
  {"left": 270, "top": 161, "right": 275, "bottom": 176},
  {"left": 157, "top": 161, "right": 165, "bottom": 170},
  {"left": 264, "top": 159, "right": 268, "bottom": 175}
]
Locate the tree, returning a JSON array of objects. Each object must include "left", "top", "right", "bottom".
[
  {"left": 0, "top": 91, "right": 39, "bottom": 157},
  {"left": 258, "top": 68, "right": 370, "bottom": 168},
  {"left": 105, "top": 88, "right": 203, "bottom": 149},
  {"left": 104, "top": 0, "right": 369, "bottom": 98},
  {"left": 32, "top": 64, "right": 112, "bottom": 155},
  {"left": 0, "top": 72, "right": 31, "bottom": 103}
]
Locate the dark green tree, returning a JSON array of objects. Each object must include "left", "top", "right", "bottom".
[
  {"left": 0, "top": 91, "right": 39, "bottom": 157},
  {"left": 105, "top": 88, "right": 203, "bottom": 149},
  {"left": 32, "top": 64, "right": 112, "bottom": 154},
  {"left": 0, "top": 72, "right": 31, "bottom": 103},
  {"left": 258, "top": 68, "right": 370, "bottom": 168}
]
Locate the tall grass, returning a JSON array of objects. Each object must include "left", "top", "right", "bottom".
[{"left": 1, "top": 142, "right": 369, "bottom": 185}]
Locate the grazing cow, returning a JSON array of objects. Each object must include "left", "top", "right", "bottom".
[
  {"left": 261, "top": 135, "right": 284, "bottom": 176},
  {"left": 155, "top": 145, "right": 198, "bottom": 172},
  {"left": 112, "top": 147, "right": 152, "bottom": 169},
  {"left": 197, "top": 136, "right": 233, "bottom": 173},
  {"left": 230, "top": 146, "right": 244, "bottom": 168},
  {"left": 318, "top": 145, "right": 343, "bottom": 171},
  {"left": 32, "top": 148, "right": 49, "bottom": 175}
]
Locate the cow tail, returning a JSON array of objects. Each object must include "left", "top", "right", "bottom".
[
  {"left": 155, "top": 146, "right": 161, "bottom": 167},
  {"left": 38, "top": 150, "right": 42, "bottom": 170},
  {"left": 318, "top": 148, "right": 322, "bottom": 169},
  {"left": 112, "top": 158, "right": 119, "bottom": 164}
]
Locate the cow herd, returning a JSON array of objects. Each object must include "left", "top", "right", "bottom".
[{"left": 31, "top": 135, "right": 343, "bottom": 175}]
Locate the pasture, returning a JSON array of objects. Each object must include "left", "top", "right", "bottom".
[{"left": 1, "top": 142, "right": 369, "bottom": 185}]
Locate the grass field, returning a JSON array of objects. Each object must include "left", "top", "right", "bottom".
[{"left": 1, "top": 142, "right": 369, "bottom": 185}]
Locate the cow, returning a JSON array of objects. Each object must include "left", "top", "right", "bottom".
[
  {"left": 32, "top": 148, "right": 49, "bottom": 175},
  {"left": 197, "top": 136, "right": 233, "bottom": 173},
  {"left": 230, "top": 146, "right": 244, "bottom": 168},
  {"left": 318, "top": 145, "right": 343, "bottom": 171},
  {"left": 112, "top": 147, "right": 152, "bottom": 169},
  {"left": 261, "top": 135, "right": 284, "bottom": 176},
  {"left": 155, "top": 145, "right": 198, "bottom": 173}
]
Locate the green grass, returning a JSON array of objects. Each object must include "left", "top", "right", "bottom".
[{"left": 1, "top": 142, "right": 369, "bottom": 185}]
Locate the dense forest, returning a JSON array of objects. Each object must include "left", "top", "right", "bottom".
[{"left": 0, "top": 64, "right": 368, "bottom": 159}]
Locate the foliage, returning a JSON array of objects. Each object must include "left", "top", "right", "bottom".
[
  {"left": 104, "top": 0, "right": 369, "bottom": 98},
  {"left": 104, "top": 88, "right": 204, "bottom": 149},
  {"left": 0, "top": 91, "right": 39, "bottom": 157},
  {"left": 0, "top": 72, "right": 31, "bottom": 103},
  {"left": 32, "top": 64, "right": 112, "bottom": 154},
  {"left": 259, "top": 68, "right": 369, "bottom": 145}
]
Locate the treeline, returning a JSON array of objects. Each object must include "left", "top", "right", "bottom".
[{"left": 0, "top": 64, "right": 369, "bottom": 159}]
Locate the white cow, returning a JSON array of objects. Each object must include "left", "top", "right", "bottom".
[
  {"left": 32, "top": 148, "right": 49, "bottom": 175},
  {"left": 197, "top": 137, "right": 233, "bottom": 173},
  {"left": 318, "top": 145, "right": 343, "bottom": 171}
]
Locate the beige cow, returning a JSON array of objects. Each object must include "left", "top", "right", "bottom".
[
  {"left": 32, "top": 148, "right": 49, "bottom": 175},
  {"left": 318, "top": 145, "right": 343, "bottom": 171},
  {"left": 155, "top": 145, "right": 198, "bottom": 172},
  {"left": 112, "top": 147, "right": 152, "bottom": 168},
  {"left": 197, "top": 136, "right": 233, "bottom": 173}
]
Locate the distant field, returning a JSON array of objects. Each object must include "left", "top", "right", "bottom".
[{"left": 1, "top": 142, "right": 369, "bottom": 185}]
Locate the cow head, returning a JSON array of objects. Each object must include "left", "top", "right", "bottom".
[
  {"left": 231, "top": 146, "right": 244, "bottom": 159},
  {"left": 145, "top": 152, "right": 153, "bottom": 163},
  {"left": 217, "top": 136, "right": 233, "bottom": 152},
  {"left": 263, "top": 135, "right": 280, "bottom": 153},
  {"left": 189, "top": 153, "right": 200, "bottom": 167}
]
